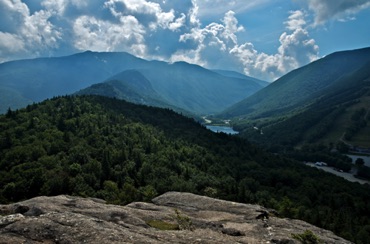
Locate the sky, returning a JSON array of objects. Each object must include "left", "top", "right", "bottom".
[{"left": 0, "top": 0, "right": 369, "bottom": 81}]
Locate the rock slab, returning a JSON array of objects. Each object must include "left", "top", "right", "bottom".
[{"left": 0, "top": 192, "right": 351, "bottom": 243}]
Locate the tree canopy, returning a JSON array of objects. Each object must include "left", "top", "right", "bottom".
[{"left": 0, "top": 95, "right": 369, "bottom": 242}]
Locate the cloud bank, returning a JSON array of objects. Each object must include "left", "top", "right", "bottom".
[
  {"left": 0, "top": 0, "right": 368, "bottom": 81},
  {"left": 173, "top": 9, "right": 319, "bottom": 81},
  {"left": 306, "top": 0, "right": 370, "bottom": 25}
]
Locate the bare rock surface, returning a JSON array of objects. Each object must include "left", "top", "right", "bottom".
[{"left": 0, "top": 192, "right": 351, "bottom": 243}]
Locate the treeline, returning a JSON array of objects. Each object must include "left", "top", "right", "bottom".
[{"left": 1, "top": 95, "right": 370, "bottom": 243}]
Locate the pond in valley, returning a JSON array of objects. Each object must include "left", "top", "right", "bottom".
[{"left": 206, "top": 125, "right": 239, "bottom": 135}]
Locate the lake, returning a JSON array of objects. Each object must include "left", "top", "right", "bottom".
[
  {"left": 206, "top": 125, "right": 239, "bottom": 135},
  {"left": 347, "top": 154, "right": 370, "bottom": 167}
]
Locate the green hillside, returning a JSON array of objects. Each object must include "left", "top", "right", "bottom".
[
  {"left": 222, "top": 47, "right": 370, "bottom": 119},
  {"left": 0, "top": 95, "right": 370, "bottom": 242},
  {"left": 222, "top": 48, "right": 370, "bottom": 148},
  {"left": 234, "top": 63, "right": 370, "bottom": 148}
]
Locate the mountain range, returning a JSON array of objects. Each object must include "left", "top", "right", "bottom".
[
  {"left": 0, "top": 51, "right": 266, "bottom": 115},
  {"left": 1, "top": 47, "right": 370, "bottom": 148}
]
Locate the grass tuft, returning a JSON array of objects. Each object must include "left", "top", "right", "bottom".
[{"left": 146, "top": 220, "right": 179, "bottom": 231}]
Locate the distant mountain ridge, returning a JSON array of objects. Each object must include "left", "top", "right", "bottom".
[
  {"left": 212, "top": 69, "right": 270, "bottom": 87},
  {"left": 0, "top": 51, "right": 147, "bottom": 113},
  {"left": 0, "top": 51, "right": 266, "bottom": 114},
  {"left": 76, "top": 69, "right": 190, "bottom": 115},
  {"left": 77, "top": 59, "right": 267, "bottom": 115},
  {"left": 77, "top": 69, "right": 168, "bottom": 107}
]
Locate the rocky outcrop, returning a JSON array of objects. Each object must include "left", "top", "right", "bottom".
[{"left": 0, "top": 192, "right": 351, "bottom": 243}]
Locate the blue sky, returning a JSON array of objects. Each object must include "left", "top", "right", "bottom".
[{"left": 0, "top": 0, "right": 369, "bottom": 81}]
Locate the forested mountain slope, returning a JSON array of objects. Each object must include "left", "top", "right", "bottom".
[
  {"left": 0, "top": 95, "right": 369, "bottom": 242},
  {"left": 218, "top": 47, "right": 370, "bottom": 148},
  {"left": 233, "top": 59, "right": 370, "bottom": 148},
  {"left": 0, "top": 51, "right": 265, "bottom": 115},
  {"left": 222, "top": 47, "right": 370, "bottom": 119}
]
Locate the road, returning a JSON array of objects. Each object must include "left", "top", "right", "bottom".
[{"left": 306, "top": 163, "right": 370, "bottom": 185}]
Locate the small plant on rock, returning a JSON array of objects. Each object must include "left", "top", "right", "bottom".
[
  {"left": 291, "top": 229, "right": 322, "bottom": 244},
  {"left": 174, "top": 209, "right": 194, "bottom": 231}
]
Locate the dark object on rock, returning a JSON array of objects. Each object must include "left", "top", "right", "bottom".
[
  {"left": 13, "top": 205, "right": 29, "bottom": 214},
  {"left": 271, "top": 239, "right": 295, "bottom": 244},
  {"left": 256, "top": 210, "right": 269, "bottom": 220},
  {"left": 222, "top": 228, "right": 245, "bottom": 236},
  {"left": 23, "top": 207, "right": 44, "bottom": 216}
]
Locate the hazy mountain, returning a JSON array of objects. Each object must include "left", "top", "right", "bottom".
[
  {"left": 76, "top": 59, "right": 267, "bottom": 115},
  {"left": 77, "top": 69, "right": 171, "bottom": 107},
  {"left": 0, "top": 51, "right": 265, "bottom": 114},
  {"left": 221, "top": 47, "right": 370, "bottom": 119},
  {"left": 212, "top": 69, "right": 269, "bottom": 87},
  {"left": 134, "top": 62, "right": 265, "bottom": 114},
  {"left": 0, "top": 51, "right": 148, "bottom": 113}
]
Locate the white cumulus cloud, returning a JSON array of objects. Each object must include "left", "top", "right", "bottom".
[
  {"left": 231, "top": 10, "right": 319, "bottom": 81},
  {"left": 104, "top": 0, "right": 185, "bottom": 31},
  {"left": 73, "top": 15, "right": 146, "bottom": 57},
  {"left": 0, "top": 32, "right": 25, "bottom": 62},
  {"left": 171, "top": 9, "right": 319, "bottom": 81},
  {"left": 172, "top": 10, "right": 244, "bottom": 65},
  {"left": 0, "top": 0, "right": 62, "bottom": 62},
  {"left": 285, "top": 10, "right": 306, "bottom": 30}
]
